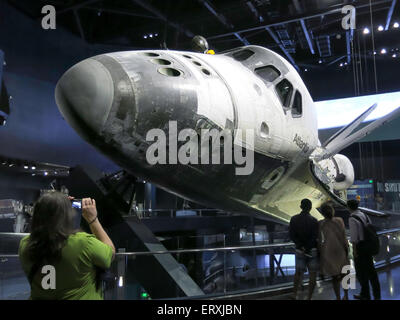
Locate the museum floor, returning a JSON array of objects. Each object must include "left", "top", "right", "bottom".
[{"left": 266, "top": 263, "right": 400, "bottom": 300}]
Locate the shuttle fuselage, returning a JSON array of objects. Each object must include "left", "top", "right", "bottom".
[{"left": 56, "top": 46, "right": 354, "bottom": 223}]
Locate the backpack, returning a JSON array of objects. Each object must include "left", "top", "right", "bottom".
[{"left": 352, "top": 215, "right": 380, "bottom": 256}]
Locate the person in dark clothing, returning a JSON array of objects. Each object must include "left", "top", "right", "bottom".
[
  {"left": 289, "top": 199, "right": 319, "bottom": 300},
  {"left": 348, "top": 199, "right": 381, "bottom": 300}
]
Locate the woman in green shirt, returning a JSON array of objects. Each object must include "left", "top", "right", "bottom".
[{"left": 19, "top": 192, "right": 115, "bottom": 300}]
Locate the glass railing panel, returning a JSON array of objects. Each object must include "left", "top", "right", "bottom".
[
  {"left": 0, "top": 256, "right": 30, "bottom": 300},
  {"left": 374, "top": 230, "right": 400, "bottom": 264},
  {"left": 2, "top": 229, "right": 400, "bottom": 300},
  {"left": 103, "top": 244, "right": 300, "bottom": 299}
]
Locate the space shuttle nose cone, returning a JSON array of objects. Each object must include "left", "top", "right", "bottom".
[{"left": 55, "top": 58, "right": 114, "bottom": 136}]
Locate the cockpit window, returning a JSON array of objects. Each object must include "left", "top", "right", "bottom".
[
  {"left": 232, "top": 49, "right": 255, "bottom": 61},
  {"left": 255, "top": 65, "right": 281, "bottom": 83},
  {"left": 292, "top": 91, "right": 303, "bottom": 117},
  {"left": 275, "top": 79, "right": 293, "bottom": 109}
]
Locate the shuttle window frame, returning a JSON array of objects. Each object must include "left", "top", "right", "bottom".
[
  {"left": 232, "top": 49, "right": 255, "bottom": 62},
  {"left": 291, "top": 90, "right": 303, "bottom": 117},
  {"left": 254, "top": 65, "right": 281, "bottom": 83},
  {"left": 275, "top": 79, "right": 294, "bottom": 110}
]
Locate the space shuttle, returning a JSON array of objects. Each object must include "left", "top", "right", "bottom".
[{"left": 55, "top": 45, "right": 400, "bottom": 223}]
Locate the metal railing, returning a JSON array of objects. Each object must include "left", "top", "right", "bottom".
[
  {"left": 2, "top": 227, "right": 400, "bottom": 300},
  {"left": 124, "top": 208, "right": 229, "bottom": 218}
]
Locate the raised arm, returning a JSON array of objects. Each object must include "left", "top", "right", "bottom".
[{"left": 82, "top": 198, "right": 116, "bottom": 256}]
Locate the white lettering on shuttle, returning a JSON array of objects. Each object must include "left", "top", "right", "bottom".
[{"left": 146, "top": 121, "right": 255, "bottom": 175}]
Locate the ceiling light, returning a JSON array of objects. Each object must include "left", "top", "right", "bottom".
[
  {"left": 319, "top": 60, "right": 322, "bottom": 64},
  {"left": 143, "top": 35, "right": 147, "bottom": 39},
  {"left": 31, "top": 166, "right": 36, "bottom": 170},
  {"left": 24, "top": 165, "right": 29, "bottom": 169},
  {"left": 340, "top": 63, "right": 344, "bottom": 67},
  {"left": 44, "top": 172, "right": 48, "bottom": 176},
  {"left": 393, "top": 54, "right": 397, "bottom": 58},
  {"left": 363, "top": 27, "right": 370, "bottom": 34},
  {"left": 394, "top": 22, "right": 399, "bottom": 28},
  {"left": 381, "top": 48, "right": 387, "bottom": 54},
  {"left": 378, "top": 25, "right": 384, "bottom": 32}
]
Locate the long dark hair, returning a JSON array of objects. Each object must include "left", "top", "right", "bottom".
[{"left": 26, "top": 192, "right": 77, "bottom": 283}]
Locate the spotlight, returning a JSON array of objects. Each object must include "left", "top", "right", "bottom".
[
  {"left": 381, "top": 48, "right": 387, "bottom": 54},
  {"left": 319, "top": 60, "right": 322, "bottom": 64},
  {"left": 363, "top": 27, "right": 370, "bottom": 35},
  {"left": 24, "top": 165, "right": 29, "bottom": 169},
  {"left": 32, "top": 173, "right": 36, "bottom": 177},
  {"left": 143, "top": 35, "right": 148, "bottom": 39},
  {"left": 149, "top": 34, "right": 153, "bottom": 38},
  {"left": 394, "top": 22, "right": 399, "bottom": 29},
  {"left": 393, "top": 54, "right": 397, "bottom": 58},
  {"left": 340, "top": 63, "right": 344, "bottom": 67},
  {"left": 44, "top": 171, "right": 48, "bottom": 176},
  {"left": 378, "top": 25, "right": 384, "bottom": 32},
  {"left": 304, "top": 68, "right": 308, "bottom": 72},
  {"left": 8, "top": 163, "right": 14, "bottom": 167},
  {"left": 31, "top": 166, "right": 36, "bottom": 170}
]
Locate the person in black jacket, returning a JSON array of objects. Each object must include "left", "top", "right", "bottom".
[
  {"left": 289, "top": 199, "right": 319, "bottom": 300},
  {"left": 348, "top": 199, "right": 381, "bottom": 300}
]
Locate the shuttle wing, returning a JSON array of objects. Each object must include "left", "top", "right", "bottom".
[
  {"left": 317, "top": 104, "right": 400, "bottom": 161},
  {"left": 322, "top": 103, "right": 378, "bottom": 148}
]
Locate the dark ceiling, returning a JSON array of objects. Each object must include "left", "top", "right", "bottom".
[{"left": 6, "top": 0, "right": 400, "bottom": 70}]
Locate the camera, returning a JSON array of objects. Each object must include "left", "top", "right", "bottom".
[{"left": 70, "top": 199, "right": 82, "bottom": 229}]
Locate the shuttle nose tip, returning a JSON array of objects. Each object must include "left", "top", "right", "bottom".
[{"left": 55, "top": 58, "right": 114, "bottom": 136}]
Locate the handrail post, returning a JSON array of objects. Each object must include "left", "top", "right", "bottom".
[
  {"left": 223, "top": 234, "right": 227, "bottom": 294},
  {"left": 385, "top": 234, "right": 391, "bottom": 265},
  {"left": 117, "top": 248, "right": 126, "bottom": 300}
]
